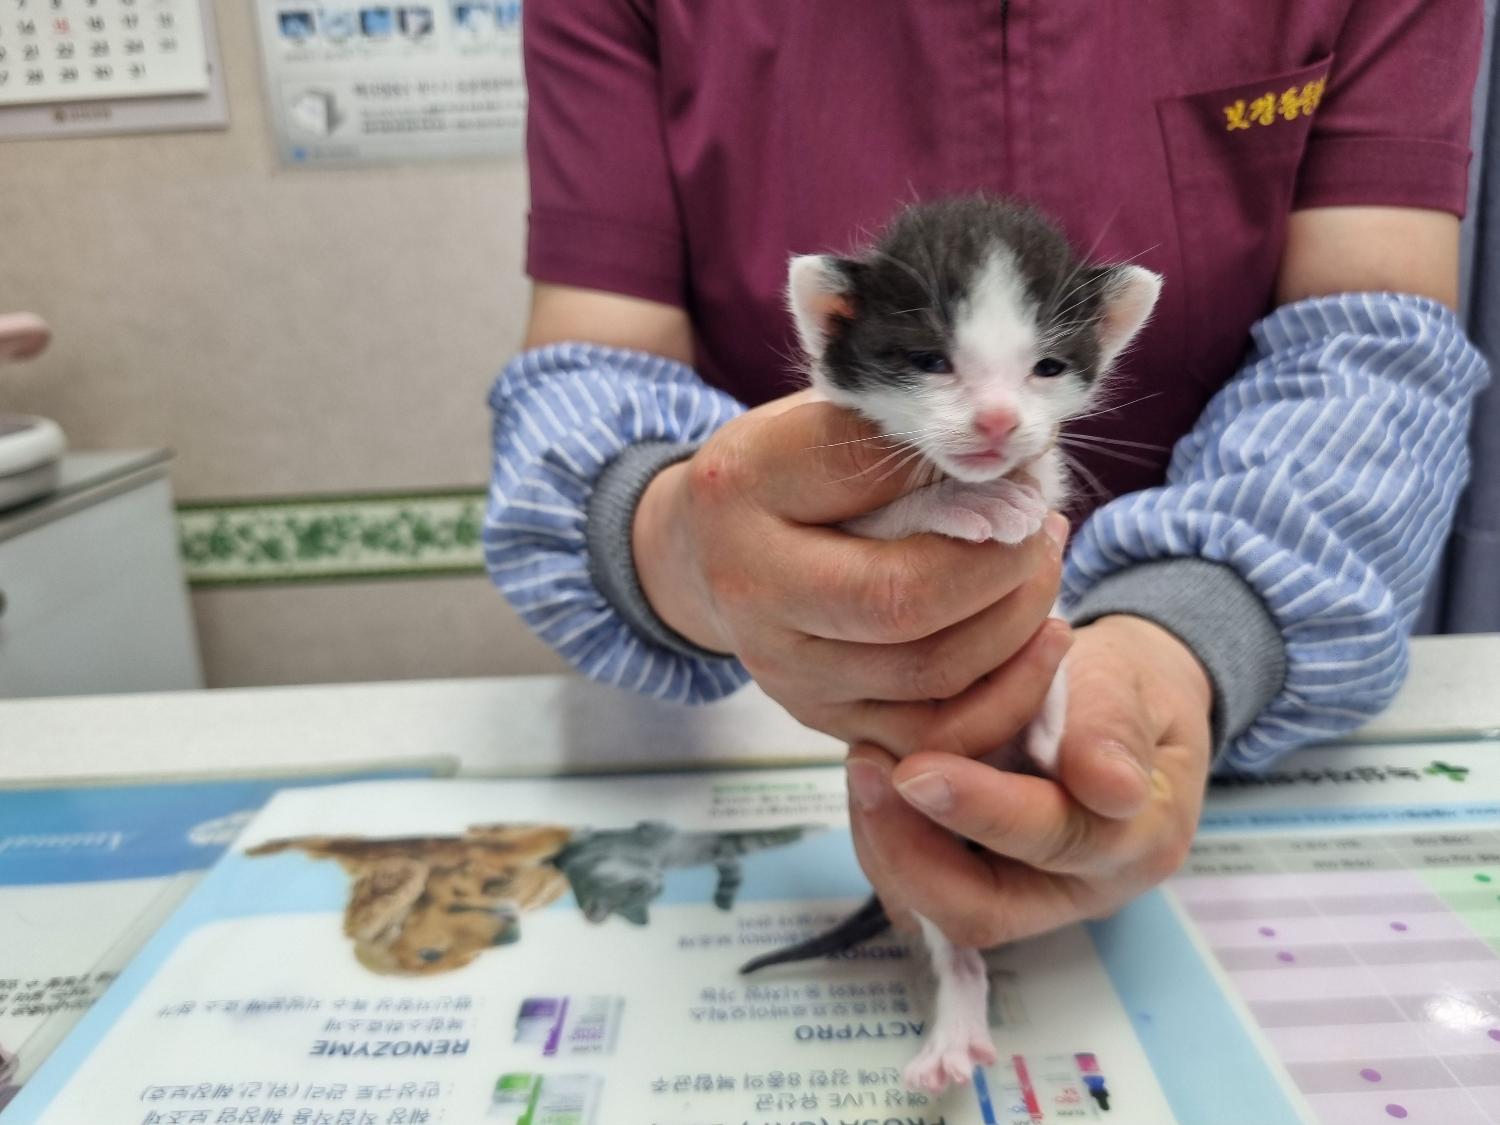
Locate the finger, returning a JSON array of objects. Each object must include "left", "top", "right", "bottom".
[
  {"left": 846, "top": 791, "right": 918, "bottom": 935},
  {"left": 846, "top": 746, "right": 996, "bottom": 926},
  {"left": 731, "top": 400, "right": 942, "bottom": 524},
  {"left": 847, "top": 746, "right": 1096, "bottom": 947},
  {"left": 0, "top": 312, "right": 50, "bottom": 362},
  {"left": 738, "top": 519, "right": 1057, "bottom": 647},
  {"left": 787, "top": 697, "right": 942, "bottom": 759},
  {"left": 795, "top": 621, "right": 1070, "bottom": 758},
  {"left": 823, "top": 518, "right": 1063, "bottom": 645},
  {"left": 1054, "top": 657, "right": 1155, "bottom": 819},
  {"left": 791, "top": 566, "right": 1067, "bottom": 703},
  {"left": 902, "top": 621, "right": 1074, "bottom": 756},
  {"left": 888, "top": 753, "right": 1136, "bottom": 875}
]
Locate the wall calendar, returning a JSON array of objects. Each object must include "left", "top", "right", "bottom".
[{"left": 0, "top": 0, "right": 211, "bottom": 107}]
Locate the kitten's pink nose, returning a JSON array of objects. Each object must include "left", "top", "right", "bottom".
[{"left": 973, "top": 408, "right": 1018, "bottom": 444}]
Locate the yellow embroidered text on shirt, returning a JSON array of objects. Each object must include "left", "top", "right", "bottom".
[{"left": 1224, "top": 77, "right": 1325, "bottom": 132}]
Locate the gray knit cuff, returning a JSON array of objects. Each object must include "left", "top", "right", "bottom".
[
  {"left": 585, "top": 440, "right": 735, "bottom": 662},
  {"left": 1066, "top": 558, "right": 1287, "bottom": 762}
]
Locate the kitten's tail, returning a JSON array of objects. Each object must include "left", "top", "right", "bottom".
[{"left": 738, "top": 895, "right": 891, "bottom": 974}]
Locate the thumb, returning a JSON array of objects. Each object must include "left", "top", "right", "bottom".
[
  {"left": 1055, "top": 663, "right": 1154, "bottom": 820},
  {"left": 739, "top": 400, "right": 938, "bottom": 524}
]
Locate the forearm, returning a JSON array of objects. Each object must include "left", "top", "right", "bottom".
[
  {"left": 1062, "top": 293, "right": 1490, "bottom": 771},
  {"left": 483, "top": 343, "right": 749, "bottom": 702}
]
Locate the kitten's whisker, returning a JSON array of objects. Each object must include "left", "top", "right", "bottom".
[
  {"left": 1057, "top": 437, "right": 1160, "bottom": 470},
  {"left": 1057, "top": 448, "right": 1111, "bottom": 506},
  {"left": 873, "top": 446, "right": 928, "bottom": 485},
  {"left": 869, "top": 250, "right": 945, "bottom": 323},
  {"left": 1043, "top": 204, "right": 1121, "bottom": 322},
  {"left": 902, "top": 456, "right": 933, "bottom": 493},
  {"left": 771, "top": 340, "right": 817, "bottom": 386},
  {"left": 1043, "top": 205, "right": 1132, "bottom": 326},
  {"left": 1056, "top": 433, "right": 1169, "bottom": 453},
  {"left": 827, "top": 442, "right": 918, "bottom": 485},
  {"left": 1066, "top": 391, "right": 1163, "bottom": 423},
  {"left": 806, "top": 427, "right": 937, "bottom": 452},
  {"left": 1047, "top": 242, "right": 1163, "bottom": 325}
]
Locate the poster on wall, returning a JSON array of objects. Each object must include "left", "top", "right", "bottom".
[{"left": 254, "top": 1, "right": 525, "bottom": 167}]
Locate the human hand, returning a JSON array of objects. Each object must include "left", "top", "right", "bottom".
[
  {"left": 844, "top": 614, "right": 1214, "bottom": 946},
  {"left": 633, "top": 391, "right": 1071, "bottom": 754}
]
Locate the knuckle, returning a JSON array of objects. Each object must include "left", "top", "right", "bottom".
[
  {"left": 686, "top": 438, "right": 748, "bottom": 503},
  {"left": 1022, "top": 535, "right": 1064, "bottom": 597},
  {"left": 949, "top": 906, "right": 1012, "bottom": 950},
  {"left": 906, "top": 645, "right": 968, "bottom": 702},
  {"left": 706, "top": 563, "right": 754, "bottom": 614},
  {"left": 1144, "top": 832, "right": 1193, "bottom": 884},
  {"left": 1045, "top": 813, "right": 1098, "bottom": 872},
  {"left": 1038, "top": 533, "right": 1065, "bottom": 587},
  {"left": 864, "top": 555, "right": 927, "bottom": 642},
  {"left": 735, "top": 646, "right": 780, "bottom": 686},
  {"left": 1080, "top": 899, "right": 1120, "bottom": 923},
  {"left": 779, "top": 698, "right": 838, "bottom": 738}
]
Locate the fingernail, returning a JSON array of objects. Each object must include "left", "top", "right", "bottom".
[
  {"left": 846, "top": 758, "right": 889, "bottom": 813},
  {"left": 896, "top": 772, "right": 954, "bottom": 815},
  {"left": 1044, "top": 512, "right": 1069, "bottom": 551}
]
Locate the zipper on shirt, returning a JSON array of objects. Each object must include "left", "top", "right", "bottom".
[{"left": 1001, "top": 0, "right": 1010, "bottom": 63}]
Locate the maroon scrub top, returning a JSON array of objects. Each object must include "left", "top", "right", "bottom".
[{"left": 522, "top": 1, "right": 1479, "bottom": 505}]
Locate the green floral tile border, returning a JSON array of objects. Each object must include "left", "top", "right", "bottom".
[{"left": 178, "top": 489, "right": 488, "bottom": 587}]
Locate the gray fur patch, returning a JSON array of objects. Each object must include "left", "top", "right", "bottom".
[{"left": 819, "top": 197, "right": 1115, "bottom": 394}]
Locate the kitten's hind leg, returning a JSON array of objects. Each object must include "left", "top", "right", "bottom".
[
  {"left": 902, "top": 913, "right": 997, "bottom": 1094},
  {"left": 1022, "top": 599, "right": 1070, "bottom": 774},
  {"left": 1024, "top": 654, "right": 1068, "bottom": 774}
]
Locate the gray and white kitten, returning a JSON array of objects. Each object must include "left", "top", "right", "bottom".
[{"left": 769, "top": 197, "right": 1161, "bottom": 1094}]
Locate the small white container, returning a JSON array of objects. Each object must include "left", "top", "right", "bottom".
[{"left": 0, "top": 415, "right": 66, "bottom": 512}]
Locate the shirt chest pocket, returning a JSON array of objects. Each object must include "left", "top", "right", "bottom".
[{"left": 1155, "top": 55, "right": 1333, "bottom": 385}]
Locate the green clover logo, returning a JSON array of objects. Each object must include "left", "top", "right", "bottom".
[{"left": 1426, "top": 761, "right": 1470, "bottom": 782}]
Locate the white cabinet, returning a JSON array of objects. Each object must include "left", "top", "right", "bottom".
[{"left": 0, "top": 451, "right": 202, "bottom": 697}]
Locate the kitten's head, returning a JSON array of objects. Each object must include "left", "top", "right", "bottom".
[{"left": 788, "top": 198, "right": 1162, "bottom": 483}]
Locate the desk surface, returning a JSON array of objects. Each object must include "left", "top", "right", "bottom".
[{"left": 3, "top": 634, "right": 1497, "bottom": 784}]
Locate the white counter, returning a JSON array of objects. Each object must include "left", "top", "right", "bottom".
[{"left": 2, "top": 634, "right": 1497, "bottom": 784}]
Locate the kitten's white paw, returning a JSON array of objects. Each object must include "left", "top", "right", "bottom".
[
  {"left": 952, "top": 478, "right": 1048, "bottom": 544},
  {"left": 908, "top": 478, "right": 1048, "bottom": 544},
  {"left": 912, "top": 502, "right": 997, "bottom": 543},
  {"left": 840, "top": 477, "right": 1048, "bottom": 544},
  {"left": 901, "top": 1022, "right": 999, "bottom": 1095}
]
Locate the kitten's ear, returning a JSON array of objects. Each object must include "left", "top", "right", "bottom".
[
  {"left": 1095, "top": 265, "right": 1163, "bottom": 371},
  {"left": 787, "top": 254, "right": 857, "bottom": 361}
]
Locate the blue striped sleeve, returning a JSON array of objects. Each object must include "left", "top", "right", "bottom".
[
  {"left": 1062, "top": 293, "right": 1491, "bottom": 772},
  {"left": 484, "top": 343, "right": 751, "bottom": 703}
]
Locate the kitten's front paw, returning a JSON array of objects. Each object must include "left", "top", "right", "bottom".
[
  {"left": 842, "top": 478, "right": 1049, "bottom": 544},
  {"left": 949, "top": 478, "right": 1048, "bottom": 545},
  {"left": 912, "top": 499, "right": 1000, "bottom": 543}
]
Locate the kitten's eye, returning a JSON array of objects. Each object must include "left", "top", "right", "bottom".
[
  {"left": 906, "top": 351, "right": 952, "bottom": 374},
  {"left": 1032, "top": 357, "right": 1068, "bottom": 378}
]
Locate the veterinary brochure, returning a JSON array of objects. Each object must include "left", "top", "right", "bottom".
[
  {"left": 8, "top": 740, "right": 1500, "bottom": 1124},
  {"left": 0, "top": 763, "right": 449, "bottom": 1107}
]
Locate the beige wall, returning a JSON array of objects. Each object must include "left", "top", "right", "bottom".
[{"left": 0, "top": 0, "right": 568, "bottom": 686}]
